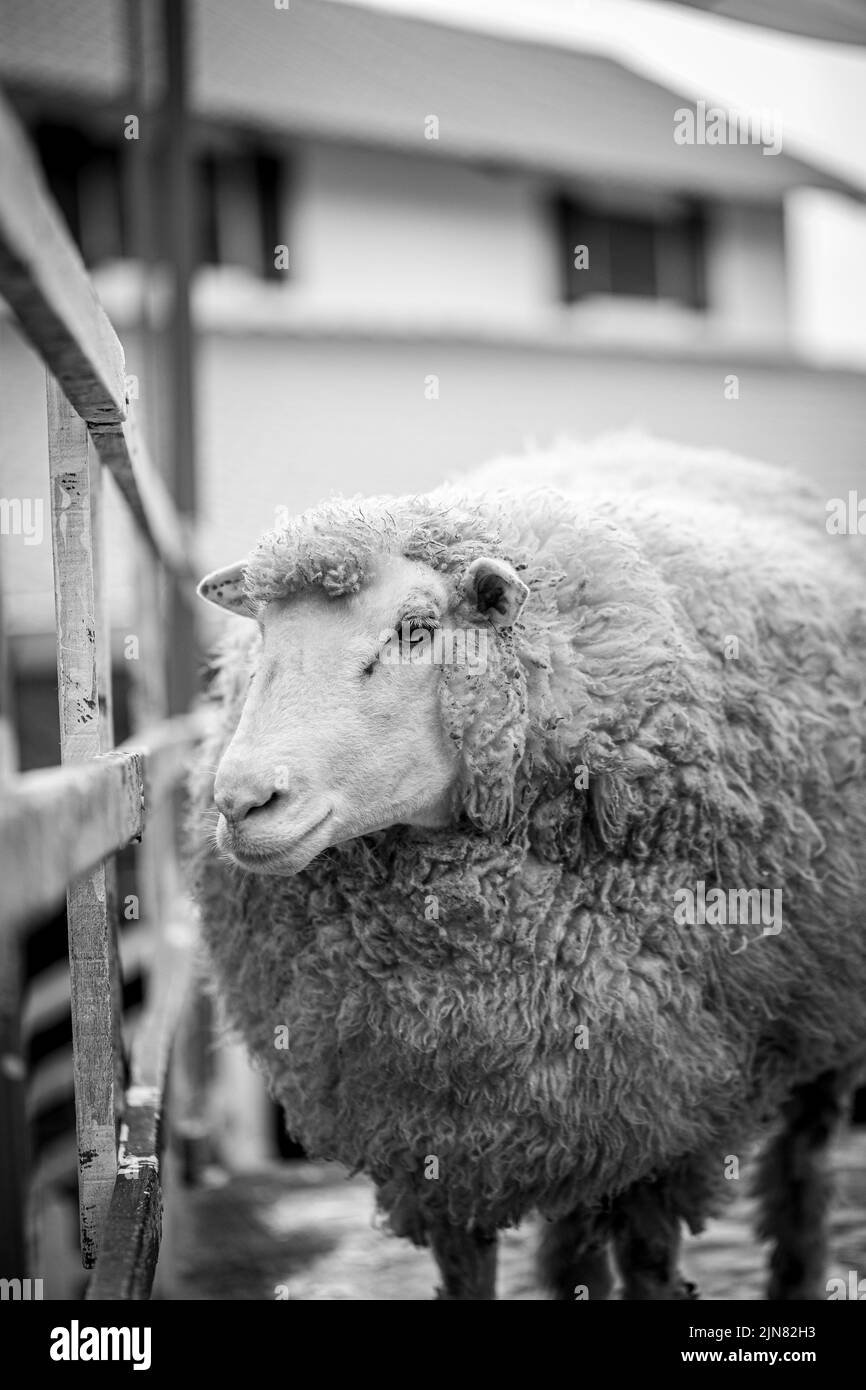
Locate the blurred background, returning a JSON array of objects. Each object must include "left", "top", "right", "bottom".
[{"left": 1, "top": 0, "right": 865, "bottom": 1297}]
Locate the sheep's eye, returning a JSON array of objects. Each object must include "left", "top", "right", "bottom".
[
  {"left": 400, "top": 616, "right": 439, "bottom": 657},
  {"left": 362, "top": 616, "right": 440, "bottom": 677},
  {"left": 361, "top": 638, "right": 388, "bottom": 676}
]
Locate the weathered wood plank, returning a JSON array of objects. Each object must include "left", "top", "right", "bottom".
[
  {"left": 85, "top": 1164, "right": 163, "bottom": 1301},
  {"left": 0, "top": 927, "right": 28, "bottom": 1277},
  {"left": 0, "top": 96, "right": 194, "bottom": 580},
  {"left": 87, "top": 914, "right": 197, "bottom": 1300},
  {"left": 0, "top": 90, "right": 127, "bottom": 425},
  {"left": 47, "top": 373, "right": 122, "bottom": 1266},
  {"left": 163, "top": 0, "right": 200, "bottom": 722},
  {"left": 127, "top": 451, "right": 216, "bottom": 1189},
  {"left": 0, "top": 76, "right": 203, "bottom": 1289},
  {"left": 0, "top": 562, "right": 16, "bottom": 780},
  {"left": 0, "top": 753, "right": 144, "bottom": 937},
  {"left": 0, "top": 562, "right": 27, "bottom": 1275},
  {"left": 0, "top": 86, "right": 197, "bottom": 585},
  {"left": 47, "top": 376, "right": 113, "bottom": 759},
  {"left": 0, "top": 714, "right": 204, "bottom": 938},
  {"left": 89, "top": 411, "right": 128, "bottom": 1126}
]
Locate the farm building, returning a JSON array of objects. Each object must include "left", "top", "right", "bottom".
[
  {"left": 2, "top": 0, "right": 866, "bottom": 658},
  {"left": 0, "top": 0, "right": 865, "bottom": 1307}
]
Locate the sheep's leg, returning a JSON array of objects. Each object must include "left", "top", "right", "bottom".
[
  {"left": 756, "top": 1069, "right": 844, "bottom": 1301},
  {"left": 537, "top": 1208, "right": 614, "bottom": 1300},
  {"left": 611, "top": 1180, "right": 698, "bottom": 1300},
  {"left": 430, "top": 1224, "right": 498, "bottom": 1300}
]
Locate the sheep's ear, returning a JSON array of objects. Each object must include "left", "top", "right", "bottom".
[
  {"left": 465, "top": 557, "right": 529, "bottom": 628},
  {"left": 196, "top": 562, "right": 256, "bottom": 617}
]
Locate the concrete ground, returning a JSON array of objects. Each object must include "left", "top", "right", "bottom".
[{"left": 156, "top": 1128, "right": 866, "bottom": 1301}]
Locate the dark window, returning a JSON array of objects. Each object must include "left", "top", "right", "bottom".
[
  {"left": 33, "top": 122, "right": 125, "bottom": 266},
  {"left": 556, "top": 196, "right": 706, "bottom": 309},
  {"left": 255, "top": 152, "right": 284, "bottom": 284},
  {"left": 197, "top": 148, "right": 285, "bottom": 281},
  {"left": 199, "top": 151, "right": 221, "bottom": 269},
  {"left": 31, "top": 117, "right": 285, "bottom": 281}
]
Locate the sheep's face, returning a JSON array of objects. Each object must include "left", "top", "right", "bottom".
[{"left": 198, "top": 552, "right": 528, "bottom": 875}]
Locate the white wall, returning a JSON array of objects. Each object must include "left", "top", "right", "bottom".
[
  {"left": 788, "top": 189, "right": 866, "bottom": 365},
  {"left": 192, "top": 331, "right": 866, "bottom": 567},
  {"left": 705, "top": 203, "right": 788, "bottom": 341},
  {"left": 289, "top": 142, "right": 558, "bottom": 317},
  {"left": 4, "top": 318, "right": 864, "bottom": 640}
]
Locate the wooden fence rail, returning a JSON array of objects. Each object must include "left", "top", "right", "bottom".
[
  {"left": 0, "top": 715, "right": 204, "bottom": 941},
  {"left": 0, "top": 89, "right": 197, "bottom": 583},
  {"left": 0, "top": 83, "right": 203, "bottom": 1296}
]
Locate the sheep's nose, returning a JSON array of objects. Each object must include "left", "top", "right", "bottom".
[{"left": 214, "top": 774, "right": 279, "bottom": 825}]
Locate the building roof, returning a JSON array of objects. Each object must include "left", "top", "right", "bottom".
[
  {"left": 0, "top": 0, "right": 862, "bottom": 201},
  {"left": 667, "top": 1, "right": 866, "bottom": 46}
]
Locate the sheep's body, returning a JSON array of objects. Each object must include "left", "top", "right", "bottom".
[{"left": 189, "top": 439, "right": 866, "bottom": 1295}]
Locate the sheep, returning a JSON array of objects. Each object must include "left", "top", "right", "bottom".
[{"left": 187, "top": 438, "right": 866, "bottom": 1300}]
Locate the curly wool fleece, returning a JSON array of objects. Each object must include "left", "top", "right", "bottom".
[{"left": 188, "top": 442, "right": 866, "bottom": 1238}]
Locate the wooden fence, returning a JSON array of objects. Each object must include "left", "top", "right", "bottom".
[{"left": 0, "top": 86, "right": 204, "bottom": 1299}]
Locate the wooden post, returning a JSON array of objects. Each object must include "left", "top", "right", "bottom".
[
  {"left": 157, "top": 0, "right": 215, "bottom": 1186},
  {"left": 90, "top": 403, "right": 127, "bottom": 1125},
  {"left": 0, "top": 928, "right": 27, "bottom": 1277},
  {"left": 0, "top": 564, "right": 16, "bottom": 780},
  {"left": 124, "top": 0, "right": 169, "bottom": 736},
  {"left": 46, "top": 373, "right": 124, "bottom": 1267},
  {"left": 0, "top": 564, "right": 27, "bottom": 1276},
  {"left": 163, "top": 0, "right": 198, "bottom": 719}
]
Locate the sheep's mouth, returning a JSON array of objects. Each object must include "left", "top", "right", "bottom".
[{"left": 221, "top": 808, "right": 335, "bottom": 875}]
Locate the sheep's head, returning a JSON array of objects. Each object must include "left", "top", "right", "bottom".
[{"left": 198, "top": 550, "right": 529, "bottom": 875}]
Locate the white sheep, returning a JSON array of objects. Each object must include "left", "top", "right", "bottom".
[{"left": 188, "top": 438, "right": 866, "bottom": 1299}]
